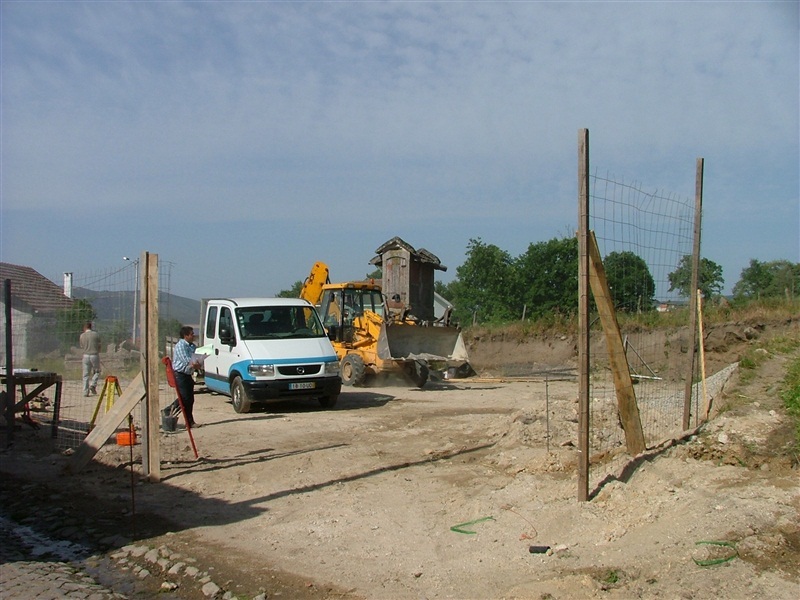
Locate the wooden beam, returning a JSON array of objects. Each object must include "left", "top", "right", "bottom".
[
  {"left": 587, "top": 231, "right": 646, "bottom": 455},
  {"left": 698, "top": 290, "right": 710, "bottom": 420},
  {"left": 143, "top": 252, "right": 161, "bottom": 482},
  {"left": 577, "top": 128, "right": 591, "bottom": 502},
  {"left": 68, "top": 372, "right": 146, "bottom": 473}
]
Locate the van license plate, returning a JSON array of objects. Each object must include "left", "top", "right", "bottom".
[{"left": 289, "top": 382, "right": 315, "bottom": 390}]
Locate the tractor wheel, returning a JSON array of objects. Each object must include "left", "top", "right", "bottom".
[
  {"left": 340, "top": 354, "right": 366, "bottom": 387},
  {"left": 406, "top": 361, "right": 429, "bottom": 388},
  {"left": 231, "top": 376, "right": 252, "bottom": 413}
]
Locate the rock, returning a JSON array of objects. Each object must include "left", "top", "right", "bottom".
[
  {"left": 201, "top": 581, "right": 221, "bottom": 597},
  {"left": 185, "top": 565, "right": 200, "bottom": 577},
  {"left": 168, "top": 562, "right": 185, "bottom": 575},
  {"left": 144, "top": 548, "right": 160, "bottom": 563},
  {"left": 126, "top": 544, "right": 149, "bottom": 558}
]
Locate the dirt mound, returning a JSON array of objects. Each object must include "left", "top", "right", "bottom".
[{"left": 466, "top": 318, "right": 793, "bottom": 379}]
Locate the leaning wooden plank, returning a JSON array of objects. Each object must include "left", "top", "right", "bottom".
[
  {"left": 587, "top": 232, "right": 646, "bottom": 455},
  {"left": 68, "top": 372, "right": 146, "bottom": 473}
]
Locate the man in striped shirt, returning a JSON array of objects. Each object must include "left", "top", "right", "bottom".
[{"left": 164, "top": 326, "right": 202, "bottom": 427}]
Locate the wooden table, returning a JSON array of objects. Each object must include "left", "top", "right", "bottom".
[{"left": 1, "top": 369, "right": 63, "bottom": 441}]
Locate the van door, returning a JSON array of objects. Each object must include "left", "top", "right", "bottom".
[{"left": 204, "top": 303, "right": 247, "bottom": 396}]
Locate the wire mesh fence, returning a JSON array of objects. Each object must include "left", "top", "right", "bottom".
[
  {"left": 2, "top": 260, "right": 198, "bottom": 463},
  {"left": 586, "top": 169, "right": 703, "bottom": 470}
]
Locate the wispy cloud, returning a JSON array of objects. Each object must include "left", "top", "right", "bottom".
[{"left": 1, "top": 1, "right": 797, "bottom": 296}]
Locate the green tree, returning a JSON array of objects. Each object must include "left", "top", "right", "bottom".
[
  {"left": 450, "top": 238, "right": 516, "bottom": 324},
  {"left": 55, "top": 299, "right": 95, "bottom": 351},
  {"left": 160, "top": 317, "right": 183, "bottom": 350},
  {"left": 277, "top": 281, "right": 304, "bottom": 298},
  {"left": 105, "top": 319, "right": 132, "bottom": 347},
  {"left": 733, "top": 259, "right": 800, "bottom": 300},
  {"left": 435, "top": 279, "right": 457, "bottom": 302},
  {"left": 668, "top": 255, "right": 725, "bottom": 299},
  {"left": 603, "top": 251, "right": 655, "bottom": 312},
  {"left": 514, "top": 236, "right": 578, "bottom": 319}
]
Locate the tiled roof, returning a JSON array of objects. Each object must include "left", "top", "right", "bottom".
[
  {"left": 370, "top": 237, "right": 446, "bottom": 271},
  {"left": 0, "top": 262, "right": 73, "bottom": 313}
]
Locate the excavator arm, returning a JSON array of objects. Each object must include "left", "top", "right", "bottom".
[{"left": 300, "top": 262, "right": 330, "bottom": 306}]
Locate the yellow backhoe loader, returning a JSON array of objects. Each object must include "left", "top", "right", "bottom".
[{"left": 300, "top": 261, "right": 471, "bottom": 387}]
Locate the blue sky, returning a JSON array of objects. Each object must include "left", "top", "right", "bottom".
[{"left": 1, "top": 1, "right": 798, "bottom": 301}]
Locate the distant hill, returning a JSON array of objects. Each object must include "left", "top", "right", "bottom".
[{"left": 73, "top": 288, "right": 201, "bottom": 327}]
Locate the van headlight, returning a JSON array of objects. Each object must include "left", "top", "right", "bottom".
[
  {"left": 249, "top": 364, "right": 275, "bottom": 377},
  {"left": 324, "top": 360, "right": 340, "bottom": 375}
]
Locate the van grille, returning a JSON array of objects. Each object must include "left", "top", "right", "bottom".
[{"left": 278, "top": 365, "right": 321, "bottom": 376}]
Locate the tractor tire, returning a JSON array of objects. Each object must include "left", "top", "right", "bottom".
[
  {"left": 231, "top": 376, "right": 252, "bottom": 413},
  {"left": 340, "top": 354, "right": 366, "bottom": 387},
  {"left": 406, "top": 361, "right": 429, "bottom": 388}
]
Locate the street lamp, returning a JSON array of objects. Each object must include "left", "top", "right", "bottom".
[{"left": 123, "top": 256, "right": 139, "bottom": 347}]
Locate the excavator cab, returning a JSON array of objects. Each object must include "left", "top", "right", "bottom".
[{"left": 319, "top": 285, "right": 383, "bottom": 344}]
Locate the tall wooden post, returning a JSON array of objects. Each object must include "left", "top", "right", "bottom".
[
  {"left": 577, "top": 129, "right": 590, "bottom": 501},
  {"left": 140, "top": 252, "right": 161, "bottom": 481},
  {"left": 4, "top": 280, "right": 15, "bottom": 444},
  {"left": 682, "top": 159, "right": 704, "bottom": 429}
]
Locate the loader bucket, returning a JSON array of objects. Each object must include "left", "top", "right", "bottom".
[{"left": 376, "top": 323, "right": 470, "bottom": 364}]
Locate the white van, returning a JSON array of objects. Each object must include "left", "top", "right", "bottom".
[{"left": 199, "top": 298, "right": 341, "bottom": 413}]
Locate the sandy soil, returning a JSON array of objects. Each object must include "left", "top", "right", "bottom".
[{"left": 1, "top": 319, "right": 799, "bottom": 599}]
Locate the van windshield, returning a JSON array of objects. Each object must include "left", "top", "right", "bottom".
[{"left": 236, "top": 306, "right": 327, "bottom": 340}]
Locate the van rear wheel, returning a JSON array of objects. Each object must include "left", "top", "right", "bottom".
[{"left": 231, "top": 376, "right": 252, "bottom": 413}]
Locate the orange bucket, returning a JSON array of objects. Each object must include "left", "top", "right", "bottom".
[{"left": 116, "top": 430, "right": 137, "bottom": 446}]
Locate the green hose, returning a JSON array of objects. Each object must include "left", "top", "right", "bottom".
[
  {"left": 692, "top": 540, "right": 738, "bottom": 566},
  {"left": 450, "top": 516, "right": 495, "bottom": 534}
]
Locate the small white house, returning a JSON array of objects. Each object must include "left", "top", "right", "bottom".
[{"left": 0, "top": 262, "right": 74, "bottom": 364}]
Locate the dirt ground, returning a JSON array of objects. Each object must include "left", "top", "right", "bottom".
[{"left": 1, "top": 319, "right": 799, "bottom": 599}]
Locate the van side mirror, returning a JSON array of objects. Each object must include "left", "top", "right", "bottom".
[{"left": 219, "top": 326, "right": 236, "bottom": 346}]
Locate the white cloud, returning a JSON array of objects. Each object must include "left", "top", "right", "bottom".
[{"left": 1, "top": 1, "right": 797, "bottom": 298}]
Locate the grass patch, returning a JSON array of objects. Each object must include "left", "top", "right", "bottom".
[
  {"left": 602, "top": 569, "right": 620, "bottom": 584},
  {"left": 781, "top": 354, "right": 800, "bottom": 452},
  {"left": 730, "top": 329, "right": 800, "bottom": 453},
  {"left": 737, "top": 333, "right": 800, "bottom": 385}
]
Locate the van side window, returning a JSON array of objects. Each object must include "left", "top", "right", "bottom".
[
  {"left": 219, "top": 307, "right": 234, "bottom": 336},
  {"left": 206, "top": 306, "right": 218, "bottom": 340}
]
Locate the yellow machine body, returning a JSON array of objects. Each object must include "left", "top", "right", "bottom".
[{"left": 300, "top": 263, "right": 470, "bottom": 387}]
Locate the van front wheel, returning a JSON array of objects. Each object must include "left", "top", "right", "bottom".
[
  {"left": 231, "top": 377, "right": 252, "bottom": 413},
  {"left": 318, "top": 395, "right": 339, "bottom": 409}
]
